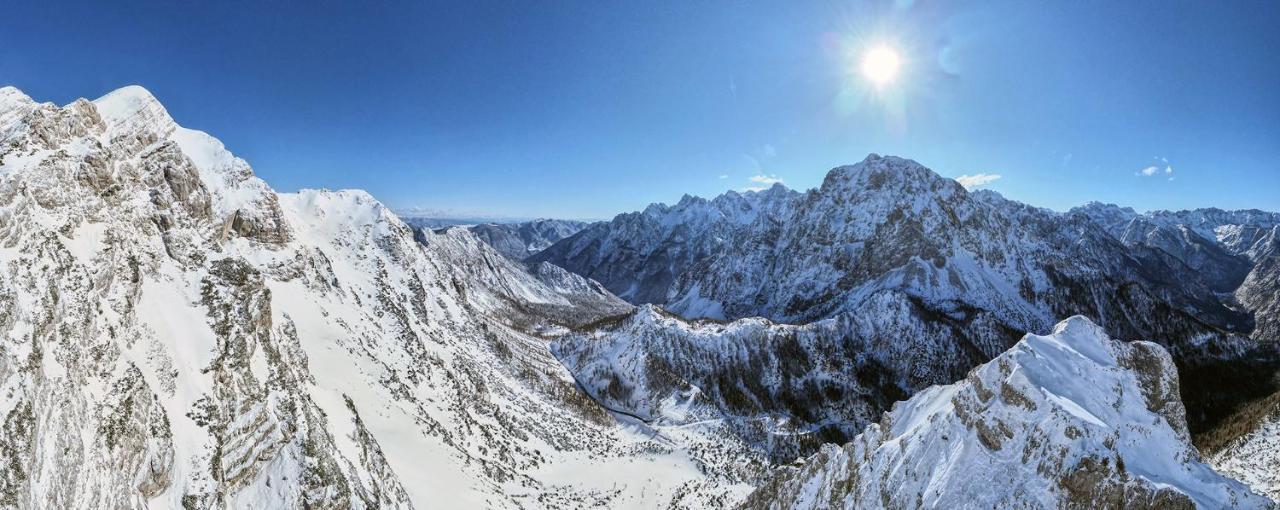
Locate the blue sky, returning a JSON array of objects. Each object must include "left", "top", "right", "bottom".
[{"left": 2, "top": 1, "right": 1277, "bottom": 219}]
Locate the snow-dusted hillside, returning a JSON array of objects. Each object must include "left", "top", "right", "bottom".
[
  {"left": 531, "top": 184, "right": 800, "bottom": 307},
  {"left": 397, "top": 217, "right": 591, "bottom": 261},
  {"left": 1073, "top": 201, "right": 1280, "bottom": 342},
  {"left": 1208, "top": 392, "right": 1280, "bottom": 502},
  {"left": 0, "top": 85, "right": 765, "bottom": 508},
  {"left": 739, "top": 316, "right": 1271, "bottom": 509},
  {"left": 467, "top": 219, "right": 591, "bottom": 260},
  {"left": 553, "top": 297, "right": 1022, "bottom": 463}
]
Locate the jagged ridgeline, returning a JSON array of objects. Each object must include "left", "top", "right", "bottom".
[
  {"left": 0, "top": 84, "right": 1276, "bottom": 509},
  {"left": 0, "top": 85, "right": 765, "bottom": 508},
  {"left": 738, "top": 317, "right": 1270, "bottom": 509},
  {"left": 536, "top": 154, "right": 1280, "bottom": 441}
]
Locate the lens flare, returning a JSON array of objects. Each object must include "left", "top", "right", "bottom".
[{"left": 861, "top": 46, "right": 901, "bottom": 87}]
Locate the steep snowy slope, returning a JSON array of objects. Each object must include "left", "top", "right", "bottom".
[
  {"left": 1235, "top": 227, "right": 1280, "bottom": 343},
  {"left": 553, "top": 297, "right": 1020, "bottom": 463},
  {"left": 739, "top": 316, "right": 1271, "bottom": 509},
  {"left": 531, "top": 184, "right": 801, "bottom": 306},
  {"left": 0, "top": 85, "right": 758, "bottom": 509},
  {"left": 1207, "top": 391, "right": 1280, "bottom": 502}
]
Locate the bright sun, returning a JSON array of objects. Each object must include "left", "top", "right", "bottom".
[{"left": 861, "top": 46, "right": 901, "bottom": 87}]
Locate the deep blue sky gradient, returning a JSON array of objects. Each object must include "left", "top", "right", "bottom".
[{"left": 2, "top": 1, "right": 1277, "bottom": 218}]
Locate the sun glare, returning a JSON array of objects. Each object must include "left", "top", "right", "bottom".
[{"left": 861, "top": 46, "right": 901, "bottom": 87}]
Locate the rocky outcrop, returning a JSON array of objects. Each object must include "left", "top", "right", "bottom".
[{"left": 739, "top": 317, "right": 1271, "bottom": 509}]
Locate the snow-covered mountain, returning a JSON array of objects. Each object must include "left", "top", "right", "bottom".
[
  {"left": 537, "top": 154, "right": 1280, "bottom": 502},
  {"left": 538, "top": 155, "right": 1277, "bottom": 432},
  {"left": 1073, "top": 201, "right": 1280, "bottom": 343},
  {"left": 0, "top": 85, "right": 772, "bottom": 508},
  {"left": 534, "top": 156, "right": 1250, "bottom": 335},
  {"left": 466, "top": 219, "right": 591, "bottom": 260},
  {"left": 553, "top": 297, "right": 1025, "bottom": 464},
  {"left": 532, "top": 184, "right": 801, "bottom": 306},
  {"left": 397, "top": 217, "right": 591, "bottom": 261},
  {"left": 739, "top": 316, "right": 1271, "bottom": 509}
]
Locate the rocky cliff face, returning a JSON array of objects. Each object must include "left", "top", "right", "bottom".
[
  {"left": 1236, "top": 228, "right": 1280, "bottom": 343},
  {"left": 739, "top": 316, "right": 1270, "bottom": 509},
  {"left": 0, "top": 85, "right": 760, "bottom": 509}
]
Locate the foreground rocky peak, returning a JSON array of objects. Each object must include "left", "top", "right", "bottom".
[
  {"left": 92, "top": 85, "right": 177, "bottom": 138},
  {"left": 741, "top": 316, "right": 1271, "bottom": 509},
  {"left": 0, "top": 86, "right": 755, "bottom": 508}
]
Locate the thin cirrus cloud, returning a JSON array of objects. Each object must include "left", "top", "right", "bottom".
[{"left": 954, "top": 173, "right": 1002, "bottom": 189}]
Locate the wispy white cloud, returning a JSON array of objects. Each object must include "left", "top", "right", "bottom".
[
  {"left": 1137, "top": 158, "right": 1174, "bottom": 177},
  {"left": 718, "top": 174, "right": 729, "bottom": 180},
  {"left": 744, "top": 174, "right": 784, "bottom": 192},
  {"left": 762, "top": 144, "right": 777, "bottom": 158},
  {"left": 955, "top": 173, "right": 1002, "bottom": 189}
]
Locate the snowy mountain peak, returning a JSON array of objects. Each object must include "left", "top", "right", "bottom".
[
  {"left": 742, "top": 315, "right": 1272, "bottom": 509},
  {"left": 821, "top": 153, "right": 958, "bottom": 194},
  {"left": 92, "top": 84, "right": 176, "bottom": 137},
  {"left": 0, "top": 85, "right": 34, "bottom": 109}
]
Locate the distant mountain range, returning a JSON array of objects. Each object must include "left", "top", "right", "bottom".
[
  {"left": 400, "top": 216, "right": 592, "bottom": 260},
  {"left": 536, "top": 153, "right": 1280, "bottom": 502}
]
